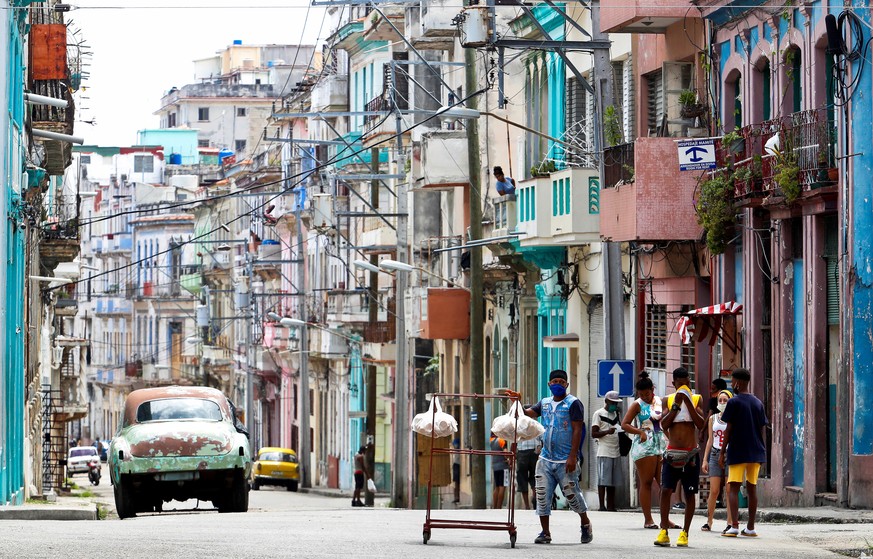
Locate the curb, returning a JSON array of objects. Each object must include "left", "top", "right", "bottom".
[
  {"left": 0, "top": 504, "right": 97, "bottom": 521},
  {"left": 299, "top": 487, "right": 390, "bottom": 500},
  {"left": 700, "top": 508, "right": 873, "bottom": 525}
]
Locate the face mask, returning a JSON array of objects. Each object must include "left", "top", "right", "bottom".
[
  {"left": 717, "top": 402, "right": 727, "bottom": 413},
  {"left": 549, "top": 384, "right": 567, "bottom": 398},
  {"left": 607, "top": 404, "right": 619, "bottom": 413}
]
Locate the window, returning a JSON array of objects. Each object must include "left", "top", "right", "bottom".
[
  {"left": 565, "top": 76, "right": 592, "bottom": 166},
  {"left": 198, "top": 139, "right": 210, "bottom": 148},
  {"left": 168, "top": 113, "right": 176, "bottom": 127},
  {"left": 646, "top": 70, "right": 664, "bottom": 135},
  {"left": 79, "top": 155, "right": 91, "bottom": 165},
  {"left": 645, "top": 304, "right": 667, "bottom": 371},
  {"left": 133, "top": 155, "right": 154, "bottom": 173},
  {"left": 235, "top": 140, "right": 246, "bottom": 153},
  {"left": 236, "top": 107, "right": 246, "bottom": 117},
  {"left": 198, "top": 107, "right": 209, "bottom": 121},
  {"left": 647, "top": 62, "right": 692, "bottom": 136}
]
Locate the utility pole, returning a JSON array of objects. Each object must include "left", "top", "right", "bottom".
[
  {"left": 365, "top": 147, "right": 379, "bottom": 507},
  {"left": 391, "top": 62, "right": 410, "bottom": 509},
  {"left": 297, "top": 196, "right": 311, "bottom": 488},
  {"left": 592, "top": 0, "right": 623, "bottom": 362},
  {"left": 464, "top": 28, "right": 487, "bottom": 510},
  {"left": 245, "top": 253, "right": 256, "bottom": 452}
]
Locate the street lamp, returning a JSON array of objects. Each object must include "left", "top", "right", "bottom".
[{"left": 352, "top": 259, "right": 381, "bottom": 274}]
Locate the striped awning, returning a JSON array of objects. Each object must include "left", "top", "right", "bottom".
[{"left": 676, "top": 301, "right": 743, "bottom": 346}]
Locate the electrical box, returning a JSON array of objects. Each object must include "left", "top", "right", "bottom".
[
  {"left": 460, "top": 7, "right": 490, "bottom": 48},
  {"left": 311, "top": 193, "right": 333, "bottom": 230}
]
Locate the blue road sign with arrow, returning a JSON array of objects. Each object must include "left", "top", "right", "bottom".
[
  {"left": 677, "top": 139, "right": 716, "bottom": 171},
  {"left": 597, "top": 360, "right": 635, "bottom": 398}
]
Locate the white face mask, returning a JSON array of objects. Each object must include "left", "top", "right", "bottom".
[{"left": 717, "top": 402, "right": 727, "bottom": 413}]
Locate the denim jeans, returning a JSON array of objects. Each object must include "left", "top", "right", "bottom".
[{"left": 535, "top": 458, "right": 589, "bottom": 516}]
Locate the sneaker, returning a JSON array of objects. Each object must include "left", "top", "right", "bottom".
[
  {"left": 722, "top": 526, "right": 740, "bottom": 537},
  {"left": 654, "top": 529, "right": 671, "bottom": 547},
  {"left": 580, "top": 524, "right": 593, "bottom": 544},
  {"left": 741, "top": 528, "right": 758, "bottom": 537},
  {"left": 672, "top": 502, "right": 686, "bottom": 510},
  {"left": 534, "top": 531, "right": 551, "bottom": 544},
  {"left": 676, "top": 530, "right": 689, "bottom": 547}
]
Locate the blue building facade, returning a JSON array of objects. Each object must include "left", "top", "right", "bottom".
[{"left": 1, "top": 0, "right": 28, "bottom": 505}]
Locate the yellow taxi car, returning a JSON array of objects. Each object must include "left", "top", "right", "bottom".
[{"left": 251, "top": 447, "right": 300, "bottom": 491}]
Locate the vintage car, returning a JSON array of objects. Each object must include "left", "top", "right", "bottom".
[
  {"left": 109, "top": 386, "right": 251, "bottom": 518},
  {"left": 251, "top": 447, "right": 300, "bottom": 491}
]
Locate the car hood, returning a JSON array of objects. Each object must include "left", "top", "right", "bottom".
[{"left": 125, "top": 422, "right": 235, "bottom": 458}]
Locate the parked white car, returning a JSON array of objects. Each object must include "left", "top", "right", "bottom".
[{"left": 68, "top": 446, "right": 99, "bottom": 475}]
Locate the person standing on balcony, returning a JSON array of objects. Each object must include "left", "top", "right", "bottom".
[{"left": 493, "top": 166, "right": 516, "bottom": 196}]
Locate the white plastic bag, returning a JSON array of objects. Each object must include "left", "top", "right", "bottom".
[
  {"left": 491, "top": 401, "right": 545, "bottom": 442},
  {"left": 367, "top": 478, "right": 377, "bottom": 493},
  {"left": 411, "top": 395, "right": 458, "bottom": 438}
]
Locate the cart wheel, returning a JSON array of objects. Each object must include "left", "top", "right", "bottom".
[
  {"left": 423, "top": 531, "right": 431, "bottom": 545},
  {"left": 510, "top": 532, "right": 517, "bottom": 548}
]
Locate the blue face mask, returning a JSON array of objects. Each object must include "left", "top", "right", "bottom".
[{"left": 549, "top": 383, "right": 567, "bottom": 398}]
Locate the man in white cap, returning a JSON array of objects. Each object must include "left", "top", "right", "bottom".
[{"left": 591, "top": 390, "right": 623, "bottom": 511}]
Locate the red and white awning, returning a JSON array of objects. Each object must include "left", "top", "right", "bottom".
[{"left": 676, "top": 301, "right": 743, "bottom": 346}]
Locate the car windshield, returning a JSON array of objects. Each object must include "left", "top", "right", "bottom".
[
  {"left": 259, "top": 452, "right": 297, "bottom": 463},
  {"left": 136, "top": 398, "right": 223, "bottom": 423},
  {"left": 70, "top": 448, "right": 97, "bottom": 458}
]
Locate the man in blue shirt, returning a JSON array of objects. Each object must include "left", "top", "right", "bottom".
[
  {"left": 493, "top": 166, "right": 516, "bottom": 196},
  {"left": 719, "top": 368, "right": 769, "bottom": 538},
  {"left": 523, "top": 369, "right": 593, "bottom": 545}
]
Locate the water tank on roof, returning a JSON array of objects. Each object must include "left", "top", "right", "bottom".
[
  {"left": 219, "top": 149, "right": 234, "bottom": 163},
  {"left": 233, "top": 39, "right": 243, "bottom": 45},
  {"left": 169, "top": 153, "right": 182, "bottom": 165}
]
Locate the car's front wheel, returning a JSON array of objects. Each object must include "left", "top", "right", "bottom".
[
  {"left": 114, "top": 476, "right": 136, "bottom": 519},
  {"left": 287, "top": 480, "right": 298, "bottom": 492}
]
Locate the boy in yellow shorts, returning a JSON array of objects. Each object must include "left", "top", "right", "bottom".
[{"left": 719, "top": 368, "right": 769, "bottom": 537}]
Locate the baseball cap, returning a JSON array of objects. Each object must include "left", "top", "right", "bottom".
[{"left": 605, "top": 390, "right": 621, "bottom": 402}]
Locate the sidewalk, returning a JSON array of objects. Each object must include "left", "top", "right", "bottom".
[
  {"left": 299, "top": 486, "right": 391, "bottom": 503},
  {"left": 0, "top": 484, "right": 108, "bottom": 521},
  {"left": 705, "top": 506, "right": 873, "bottom": 525}
]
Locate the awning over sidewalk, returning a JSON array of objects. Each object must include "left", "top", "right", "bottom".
[{"left": 676, "top": 301, "right": 743, "bottom": 349}]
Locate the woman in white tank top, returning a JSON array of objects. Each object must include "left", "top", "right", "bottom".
[{"left": 701, "top": 390, "right": 734, "bottom": 532}]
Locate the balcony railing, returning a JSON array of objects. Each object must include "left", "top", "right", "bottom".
[
  {"left": 722, "top": 109, "right": 837, "bottom": 200},
  {"left": 362, "top": 321, "right": 395, "bottom": 344},
  {"left": 603, "top": 142, "right": 635, "bottom": 189},
  {"left": 42, "top": 201, "right": 78, "bottom": 241},
  {"left": 326, "top": 289, "right": 388, "bottom": 323}
]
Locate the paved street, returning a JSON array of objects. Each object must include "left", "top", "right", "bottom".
[{"left": 1, "top": 482, "right": 871, "bottom": 558}]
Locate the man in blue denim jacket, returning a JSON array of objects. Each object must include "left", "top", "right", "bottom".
[{"left": 524, "top": 369, "right": 593, "bottom": 545}]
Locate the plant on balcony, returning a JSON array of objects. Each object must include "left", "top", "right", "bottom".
[
  {"left": 604, "top": 105, "right": 623, "bottom": 147},
  {"left": 530, "top": 160, "right": 556, "bottom": 177},
  {"left": 679, "top": 90, "right": 707, "bottom": 119},
  {"left": 722, "top": 128, "right": 745, "bottom": 156},
  {"left": 696, "top": 171, "right": 736, "bottom": 255},
  {"left": 772, "top": 147, "right": 801, "bottom": 202}
]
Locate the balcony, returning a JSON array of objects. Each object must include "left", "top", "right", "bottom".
[
  {"left": 420, "top": 288, "right": 470, "bottom": 340},
  {"left": 55, "top": 297, "right": 78, "bottom": 317},
  {"left": 363, "top": 6, "right": 405, "bottom": 42},
  {"left": 491, "top": 194, "right": 517, "bottom": 238},
  {"left": 515, "top": 175, "right": 551, "bottom": 247},
  {"left": 40, "top": 201, "right": 79, "bottom": 268},
  {"left": 310, "top": 74, "right": 349, "bottom": 112},
  {"left": 600, "top": 137, "right": 703, "bottom": 242},
  {"left": 361, "top": 224, "right": 397, "bottom": 253},
  {"left": 104, "top": 232, "right": 133, "bottom": 254},
  {"left": 94, "top": 297, "right": 133, "bottom": 316},
  {"left": 601, "top": 0, "right": 700, "bottom": 33},
  {"left": 362, "top": 321, "right": 395, "bottom": 344},
  {"left": 334, "top": 20, "right": 365, "bottom": 52},
  {"left": 309, "top": 326, "right": 349, "bottom": 357},
  {"left": 29, "top": 23, "right": 75, "bottom": 175},
  {"left": 326, "top": 289, "right": 389, "bottom": 324},
  {"left": 409, "top": 0, "right": 461, "bottom": 50},
  {"left": 411, "top": 131, "right": 470, "bottom": 190},
  {"left": 726, "top": 109, "right": 837, "bottom": 205}
]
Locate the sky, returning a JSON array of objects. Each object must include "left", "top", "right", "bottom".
[{"left": 68, "top": 0, "right": 326, "bottom": 147}]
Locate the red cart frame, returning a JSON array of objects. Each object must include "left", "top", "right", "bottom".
[{"left": 421, "top": 391, "right": 520, "bottom": 548}]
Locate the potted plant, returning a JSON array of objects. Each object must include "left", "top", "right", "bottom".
[
  {"left": 679, "top": 89, "right": 707, "bottom": 119},
  {"left": 773, "top": 148, "right": 801, "bottom": 202},
  {"left": 721, "top": 128, "right": 745, "bottom": 156},
  {"left": 530, "top": 160, "right": 556, "bottom": 177},
  {"left": 696, "top": 171, "right": 736, "bottom": 255}
]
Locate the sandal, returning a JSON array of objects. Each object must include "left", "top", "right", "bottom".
[
  {"left": 644, "top": 523, "right": 659, "bottom": 529},
  {"left": 701, "top": 523, "right": 711, "bottom": 532},
  {"left": 722, "top": 525, "right": 732, "bottom": 534}
]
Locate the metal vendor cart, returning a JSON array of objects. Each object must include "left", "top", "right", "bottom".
[{"left": 421, "top": 391, "right": 520, "bottom": 548}]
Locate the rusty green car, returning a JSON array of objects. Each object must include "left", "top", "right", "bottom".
[{"left": 109, "top": 386, "right": 251, "bottom": 518}]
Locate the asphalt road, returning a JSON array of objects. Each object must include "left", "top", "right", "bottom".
[{"left": 1, "top": 481, "right": 871, "bottom": 558}]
